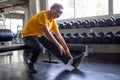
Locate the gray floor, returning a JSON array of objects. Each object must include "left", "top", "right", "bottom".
[{"left": 0, "top": 51, "right": 120, "bottom": 80}]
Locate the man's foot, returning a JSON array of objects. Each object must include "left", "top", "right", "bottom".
[
  {"left": 71, "top": 52, "right": 85, "bottom": 69},
  {"left": 27, "top": 62, "right": 38, "bottom": 73}
]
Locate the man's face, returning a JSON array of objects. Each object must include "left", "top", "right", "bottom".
[{"left": 52, "top": 7, "right": 63, "bottom": 18}]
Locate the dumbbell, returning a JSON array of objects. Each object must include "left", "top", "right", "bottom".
[
  {"left": 98, "top": 19, "right": 105, "bottom": 27},
  {"left": 103, "top": 31, "right": 114, "bottom": 44},
  {"left": 73, "top": 21, "right": 80, "bottom": 28},
  {"left": 104, "top": 18, "right": 114, "bottom": 27},
  {"left": 66, "top": 33, "right": 75, "bottom": 43},
  {"left": 64, "top": 22, "right": 73, "bottom": 29},
  {"left": 89, "top": 32, "right": 102, "bottom": 44},
  {"left": 81, "top": 20, "right": 89, "bottom": 28},
  {"left": 103, "top": 35, "right": 113, "bottom": 44},
  {"left": 70, "top": 21, "right": 76, "bottom": 29},
  {"left": 112, "top": 35, "right": 120, "bottom": 44},
  {"left": 110, "top": 16, "right": 115, "bottom": 25},
  {"left": 89, "top": 32, "right": 97, "bottom": 38},
  {"left": 77, "top": 20, "right": 82, "bottom": 28},
  {"left": 59, "top": 22, "right": 66, "bottom": 29},
  {"left": 93, "top": 35, "right": 103, "bottom": 44},
  {"left": 115, "top": 17, "right": 120, "bottom": 26},
  {"left": 73, "top": 33, "right": 84, "bottom": 44},
  {"left": 81, "top": 32, "right": 88, "bottom": 44},
  {"left": 81, "top": 32, "right": 87, "bottom": 37},
  {"left": 112, "top": 31, "right": 120, "bottom": 44},
  {"left": 89, "top": 19, "right": 98, "bottom": 27},
  {"left": 106, "top": 31, "right": 114, "bottom": 38},
  {"left": 89, "top": 20, "right": 96, "bottom": 28},
  {"left": 98, "top": 32, "right": 105, "bottom": 38},
  {"left": 84, "top": 35, "right": 93, "bottom": 44},
  {"left": 58, "top": 23, "right": 64, "bottom": 29},
  {"left": 62, "top": 34, "right": 68, "bottom": 43},
  {"left": 61, "top": 33, "right": 64, "bottom": 37}
]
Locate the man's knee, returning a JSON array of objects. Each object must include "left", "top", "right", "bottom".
[{"left": 32, "top": 45, "right": 43, "bottom": 53}]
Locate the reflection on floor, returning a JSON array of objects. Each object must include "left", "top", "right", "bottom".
[{"left": 0, "top": 50, "right": 120, "bottom": 80}]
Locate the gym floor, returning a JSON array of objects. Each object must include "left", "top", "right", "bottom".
[{"left": 0, "top": 50, "right": 120, "bottom": 80}]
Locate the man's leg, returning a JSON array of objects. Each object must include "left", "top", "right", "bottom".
[
  {"left": 38, "top": 36, "right": 70, "bottom": 64},
  {"left": 23, "top": 36, "right": 43, "bottom": 73},
  {"left": 39, "top": 36, "right": 85, "bottom": 68},
  {"left": 23, "top": 48, "right": 31, "bottom": 64}
]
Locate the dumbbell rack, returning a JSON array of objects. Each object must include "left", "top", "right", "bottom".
[{"left": 60, "top": 26, "right": 120, "bottom": 55}]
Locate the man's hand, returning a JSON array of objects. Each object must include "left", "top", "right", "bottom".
[{"left": 65, "top": 49, "right": 73, "bottom": 60}]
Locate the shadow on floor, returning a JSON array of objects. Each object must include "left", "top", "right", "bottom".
[{"left": 54, "top": 68, "right": 85, "bottom": 80}]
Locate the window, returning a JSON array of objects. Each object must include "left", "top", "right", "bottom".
[
  {"left": 5, "top": 18, "right": 23, "bottom": 33},
  {"left": 0, "top": 14, "right": 6, "bottom": 29},
  {"left": 113, "top": 0, "right": 120, "bottom": 14},
  {"left": 48, "top": 0, "right": 108, "bottom": 19},
  {"left": 75, "top": 0, "right": 108, "bottom": 18}
]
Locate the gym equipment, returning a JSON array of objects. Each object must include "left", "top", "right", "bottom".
[
  {"left": 112, "top": 31, "right": 120, "bottom": 44},
  {"left": 98, "top": 32, "right": 105, "bottom": 38},
  {"left": 104, "top": 18, "right": 114, "bottom": 27},
  {"left": 102, "top": 31, "right": 114, "bottom": 44},
  {"left": 58, "top": 23, "right": 66, "bottom": 29},
  {"left": 110, "top": 16, "right": 115, "bottom": 21},
  {"left": 84, "top": 35, "right": 93, "bottom": 44},
  {"left": 81, "top": 20, "right": 89, "bottom": 28},
  {"left": 103, "top": 35, "right": 113, "bottom": 44},
  {"left": 64, "top": 22, "right": 72, "bottom": 29},
  {"left": 110, "top": 16, "right": 116, "bottom": 26},
  {"left": 68, "top": 34, "right": 76, "bottom": 43},
  {"left": 93, "top": 19, "right": 98, "bottom": 25},
  {"left": 89, "top": 32, "right": 102, "bottom": 44},
  {"left": 89, "top": 32, "right": 97, "bottom": 38},
  {"left": 61, "top": 33, "right": 65, "bottom": 36},
  {"left": 72, "top": 21, "right": 80, "bottom": 28},
  {"left": 0, "top": 29, "right": 13, "bottom": 41},
  {"left": 89, "top": 20, "right": 97, "bottom": 27},
  {"left": 98, "top": 19, "right": 105, "bottom": 27},
  {"left": 0, "top": 45, "right": 29, "bottom": 53},
  {"left": 73, "top": 33, "right": 84, "bottom": 44},
  {"left": 0, "top": 29, "right": 30, "bottom": 53},
  {"left": 70, "top": 21, "right": 75, "bottom": 29},
  {"left": 77, "top": 20, "right": 82, "bottom": 28},
  {"left": 81, "top": 32, "right": 87, "bottom": 37},
  {"left": 62, "top": 34, "right": 69, "bottom": 43},
  {"left": 65, "top": 33, "right": 74, "bottom": 43},
  {"left": 93, "top": 34, "right": 103, "bottom": 44},
  {"left": 73, "top": 33, "right": 80, "bottom": 37},
  {"left": 112, "top": 34, "right": 120, "bottom": 44},
  {"left": 0, "top": 29, "right": 59, "bottom": 64},
  {"left": 115, "top": 17, "right": 120, "bottom": 26},
  {"left": 106, "top": 31, "right": 114, "bottom": 38}
]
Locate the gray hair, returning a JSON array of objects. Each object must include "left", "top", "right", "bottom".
[{"left": 50, "top": 3, "right": 63, "bottom": 10}]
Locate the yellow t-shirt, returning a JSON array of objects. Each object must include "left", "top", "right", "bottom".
[{"left": 22, "top": 11, "right": 59, "bottom": 38}]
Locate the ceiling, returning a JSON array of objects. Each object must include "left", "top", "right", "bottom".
[{"left": 0, "top": 0, "right": 28, "bottom": 14}]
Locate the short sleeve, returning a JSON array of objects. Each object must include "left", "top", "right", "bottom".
[
  {"left": 37, "top": 12, "right": 47, "bottom": 26},
  {"left": 51, "top": 20, "right": 59, "bottom": 33}
]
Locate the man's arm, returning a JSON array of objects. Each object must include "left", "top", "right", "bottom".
[
  {"left": 41, "top": 25, "right": 66, "bottom": 55},
  {"left": 54, "top": 31, "right": 73, "bottom": 59}
]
